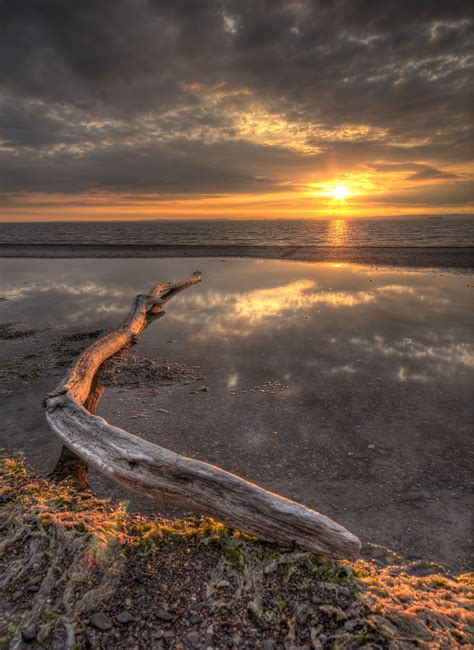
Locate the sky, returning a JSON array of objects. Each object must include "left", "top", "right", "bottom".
[{"left": 0, "top": 0, "right": 473, "bottom": 221}]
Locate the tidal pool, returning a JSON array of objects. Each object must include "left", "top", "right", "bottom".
[{"left": 1, "top": 257, "right": 472, "bottom": 569}]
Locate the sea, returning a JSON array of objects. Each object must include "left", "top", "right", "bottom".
[{"left": 0, "top": 217, "right": 473, "bottom": 247}]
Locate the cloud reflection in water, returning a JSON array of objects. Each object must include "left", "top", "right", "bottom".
[
  {"left": 171, "top": 280, "right": 375, "bottom": 338},
  {"left": 0, "top": 258, "right": 472, "bottom": 384}
]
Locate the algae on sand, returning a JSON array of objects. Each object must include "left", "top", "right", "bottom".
[{"left": 0, "top": 457, "right": 472, "bottom": 649}]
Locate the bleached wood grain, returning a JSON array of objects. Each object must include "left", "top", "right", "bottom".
[{"left": 44, "top": 272, "right": 361, "bottom": 559}]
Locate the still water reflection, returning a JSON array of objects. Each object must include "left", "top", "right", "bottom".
[
  {"left": 1, "top": 257, "right": 471, "bottom": 383},
  {"left": 1, "top": 257, "right": 473, "bottom": 568}
]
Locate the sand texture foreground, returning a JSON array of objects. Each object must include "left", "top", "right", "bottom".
[
  {"left": 0, "top": 244, "right": 473, "bottom": 269},
  {"left": 1, "top": 457, "right": 473, "bottom": 649}
]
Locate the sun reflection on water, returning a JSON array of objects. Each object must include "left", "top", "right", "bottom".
[{"left": 328, "top": 219, "right": 349, "bottom": 246}]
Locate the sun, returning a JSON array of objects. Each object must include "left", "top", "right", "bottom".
[{"left": 329, "top": 184, "right": 351, "bottom": 200}]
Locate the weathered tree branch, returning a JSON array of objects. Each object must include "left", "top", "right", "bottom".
[
  {"left": 48, "top": 382, "right": 104, "bottom": 489},
  {"left": 44, "top": 271, "right": 361, "bottom": 560}
]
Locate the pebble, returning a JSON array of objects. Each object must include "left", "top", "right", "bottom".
[
  {"left": 205, "top": 624, "right": 214, "bottom": 646},
  {"left": 296, "top": 608, "right": 308, "bottom": 624},
  {"left": 189, "top": 614, "right": 201, "bottom": 625},
  {"left": 116, "top": 610, "right": 133, "bottom": 624},
  {"left": 261, "top": 639, "right": 274, "bottom": 650},
  {"left": 21, "top": 626, "right": 37, "bottom": 642},
  {"left": 186, "top": 630, "right": 200, "bottom": 646},
  {"left": 90, "top": 612, "right": 113, "bottom": 631},
  {"left": 155, "top": 608, "right": 174, "bottom": 621},
  {"left": 135, "top": 574, "right": 147, "bottom": 584},
  {"left": 400, "top": 490, "right": 429, "bottom": 502}
]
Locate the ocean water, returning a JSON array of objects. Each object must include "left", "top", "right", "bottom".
[{"left": 0, "top": 218, "right": 473, "bottom": 247}]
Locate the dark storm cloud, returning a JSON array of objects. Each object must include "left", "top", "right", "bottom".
[{"left": 0, "top": 0, "right": 472, "bottom": 201}]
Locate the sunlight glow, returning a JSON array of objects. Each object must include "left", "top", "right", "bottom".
[{"left": 329, "top": 184, "right": 351, "bottom": 200}]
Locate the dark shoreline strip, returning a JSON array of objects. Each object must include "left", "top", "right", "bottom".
[{"left": 0, "top": 244, "right": 473, "bottom": 269}]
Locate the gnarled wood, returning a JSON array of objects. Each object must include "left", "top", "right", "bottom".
[
  {"left": 44, "top": 271, "right": 361, "bottom": 560},
  {"left": 48, "top": 381, "right": 105, "bottom": 489}
]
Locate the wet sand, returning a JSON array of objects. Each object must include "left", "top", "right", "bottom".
[
  {"left": 0, "top": 243, "right": 473, "bottom": 269},
  {"left": 1, "top": 257, "right": 473, "bottom": 572}
]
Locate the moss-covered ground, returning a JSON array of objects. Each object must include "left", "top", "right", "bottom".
[{"left": 0, "top": 456, "right": 472, "bottom": 649}]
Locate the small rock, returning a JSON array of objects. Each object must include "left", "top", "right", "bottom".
[
  {"left": 163, "top": 629, "right": 175, "bottom": 639},
  {"left": 186, "top": 630, "right": 200, "bottom": 646},
  {"left": 156, "top": 608, "right": 174, "bottom": 621},
  {"left": 26, "top": 585, "right": 39, "bottom": 593},
  {"left": 205, "top": 624, "right": 213, "bottom": 645},
  {"left": 21, "top": 626, "right": 37, "bottom": 642},
  {"left": 116, "top": 611, "right": 133, "bottom": 624},
  {"left": 295, "top": 607, "right": 308, "bottom": 624},
  {"left": 12, "top": 590, "right": 22, "bottom": 601},
  {"left": 261, "top": 639, "right": 274, "bottom": 650},
  {"left": 90, "top": 613, "right": 113, "bottom": 631},
  {"left": 400, "top": 490, "right": 427, "bottom": 502},
  {"left": 152, "top": 642, "right": 164, "bottom": 650},
  {"left": 319, "top": 633, "right": 328, "bottom": 643},
  {"left": 189, "top": 614, "right": 201, "bottom": 625},
  {"left": 135, "top": 574, "right": 147, "bottom": 584}
]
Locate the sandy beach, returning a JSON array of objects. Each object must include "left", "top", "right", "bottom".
[
  {"left": 3, "top": 2, "right": 473, "bottom": 645},
  {"left": 1, "top": 256, "right": 472, "bottom": 574},
  {"left": 0, "top": 244, "right": 473, "bottom": 269}
]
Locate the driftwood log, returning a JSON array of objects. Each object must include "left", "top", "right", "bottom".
[{"left": 44, "top": 272, "right": 361, "bottom": 560}]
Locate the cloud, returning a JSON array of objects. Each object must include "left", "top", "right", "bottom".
[
  {"left": 407, "top": 166, "right": 458, "bottom": 181},
  {"left": 0, "top": 0, "right": 472, "bottom": 213},
  {"left": 369, "top": 162, "right": 459, "bottom": 180}
]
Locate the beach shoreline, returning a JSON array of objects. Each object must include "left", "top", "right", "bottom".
[
  {"left": 1, "top": 256, "right": 472, "bottom": 572},
  {"left": 0, "top": 243, "right": 473, "bottom": 269}
]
